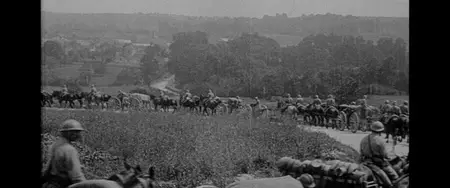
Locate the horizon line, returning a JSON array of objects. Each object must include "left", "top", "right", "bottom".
[{"left": 42, "top": 10, "right": 409, "bottom": 19}]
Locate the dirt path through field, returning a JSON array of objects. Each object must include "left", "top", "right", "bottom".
[{"left": 301, "top": 125, "right": 409, "bottom": 157}]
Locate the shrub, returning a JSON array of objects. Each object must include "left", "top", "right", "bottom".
[{"left": 41, "top": 109, "right": 360, "bottom": 187}]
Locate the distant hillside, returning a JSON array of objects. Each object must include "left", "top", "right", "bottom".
[{"left": 42, "top": 12, "right": 408, "bottom": 46}]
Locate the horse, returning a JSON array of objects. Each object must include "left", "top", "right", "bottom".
[
  {"left": 323, "top": 105, "right": 341, "bottom": 129},
  {"left": 149, "top": 95, "right": 164, "bottom": 111},
  {"left": 179, "top": 95, "right": 201, "bottom": 112},
  {"left": 309, "top": 104, "right": 326, "bottom": 126},
  {"left": 86, "top": 93, "right": 112, "bottom": 110},
  {"left": 162, "top": 98, "right": 178, "bottom": 113},
  {"left": 51, "top": 90, "right": 77, "bottom": 108},
  {"left": 202, "top": 98, "right": 223, "bottom": 116},
  {"left": 41, "top": 91, "right": 53, "bottom": 107},
  {"left": 73, "top": 91, "right": 89, "bottom": 108},
  {"left": 280, "top": 104, "right": 299, "bottom": 119},
  {"left": 384, "top": 115, "right": 408, "bottom": 144},
  {"left": 67, "top": 161, "right": 167, "bottom": 188},
  {"left": 227, "top": 97, "right": 243, "bottom": 114}
]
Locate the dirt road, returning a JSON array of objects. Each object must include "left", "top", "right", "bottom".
[{"left": 302, "top": 125, "right": 409, "bottom": 157}]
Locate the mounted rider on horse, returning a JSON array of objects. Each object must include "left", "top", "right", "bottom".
[
  {"left": 88, "top": 84, "right": 100, "bottom": 99},
  {"left": 61, "top": 84, "right": 69, "bottom": 97},
  {"left": 182, "top": 89, "right": 192, "bottom": 103}
]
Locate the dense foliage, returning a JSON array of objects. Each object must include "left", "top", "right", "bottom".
[
  {"left": 165, "top": 32, "right": 408, "bottom": 103},
  {"left": 42, "top": 109, "right": 360, "bottom": 187}
]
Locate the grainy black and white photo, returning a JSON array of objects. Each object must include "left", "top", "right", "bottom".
[{"left": 41, "top": 0, "right": 409, "bottom": 187}]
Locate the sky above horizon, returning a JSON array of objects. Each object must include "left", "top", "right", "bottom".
[{"left": 42, "top": 0, "right": 409, "bottom": 18}]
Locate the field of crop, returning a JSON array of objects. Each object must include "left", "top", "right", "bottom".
[{"left": 41, "top": 109, "right": 360, "bottom": 187}]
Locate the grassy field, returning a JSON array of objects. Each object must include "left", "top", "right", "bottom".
[{"left": 41, "top": 109, "right": 360, "bottom": 187}]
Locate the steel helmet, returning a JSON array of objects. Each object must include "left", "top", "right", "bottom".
[
  {"left": 287, "top": 93, "right": 291, "bottom": 97},
  {"left": 298, "top": 174, "right": 316, "bottom": 188},
  {"left": 328, "top": 94, "right": 332, "bottom": 98},
  {"left": 392, "top": 101, "right": 397, "bottom": 105},
  {"left": 363, "top": 95, "right": 367, "bottom": 99},
  {"left": 59, "top": 119, "right": 85, "bottom": 132},
  {"left": 314, "top": 95, "right": 319, "bottom": 98},
  {"left": 254, "top": 97, "right": 259, "bottom": 100},
  {"left": 404, "top": 100, "right": 408, "bottom": 105},
  {"left": 351, "top": 101, "right": 356, "bottom": 105},
  {"left": 370, "top": 121, "right": 384, "bottom": 132},
  {"left": 298, "top": 94, "right": 302, "bottom": 98},
  {"left": 385, "top": 100, "right": 390, "bottom": 104}
]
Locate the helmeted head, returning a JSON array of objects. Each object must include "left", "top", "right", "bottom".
[
  {"left": 208, "top": 89, "right": 212, "bottom": 92},
  {"left": 363, "top": 95, "right": 367, "bottom": 99},
  {"left": 298, "top": 174, "right": 316, "bottom": 188},
  {"left": 370, "top": 121, "right": 385, "bottom": 133},
  {"left": 314, "top": 95, "right": 319, "bottom": 99},
  {"left": 255, "top": 97, "right": 259, "bottom": 100},
  {"left": 91, "top": 84, "right": 95, "bottom": 87},
  {"left": 328, "top": 94, "right": 333, "bottom": 98},
  {"left": 298, "top": 94, "right": 302, "bottom": 98},
  {"left": 63, "top": 84, "right": 67, "bottom": 88},
  {"left": 404, "top": 100, "right": 408, "bottom": 105},
  {"left": 287, "top": 94, "right": 291, "bottom": 97},
  {"left": 392, "top": 101, "right": 397, "bottom": 106},
  {"left": 351, "top": 101, "right": 356, "bottom": 105},
  {"left": 236, "top": 96, "right": 240, "bottom": 99},
  {"left": 385, "top": 100, "right": 390, "bottom": 104},
  {"left": 59, "top": 119, "right": 85, "bottom": 142},
  {"left": 186, "top": 89, "right": 190, "bottom": 93}
]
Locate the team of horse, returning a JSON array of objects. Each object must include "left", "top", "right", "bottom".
[{"left": 276, "top": 100, "right": 409, "bottom": 144}]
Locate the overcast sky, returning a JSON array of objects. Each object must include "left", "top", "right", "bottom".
[{"left": 42, "top": 0, "right": 409, "bottom": 18}]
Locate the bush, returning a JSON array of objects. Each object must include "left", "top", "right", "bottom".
[{"left": 41, "top": 109, "right": 360, "bottom": 187}]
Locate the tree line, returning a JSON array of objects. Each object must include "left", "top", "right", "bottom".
[{"left": 141, "top": 31, "right": 408, "bottom": 103}]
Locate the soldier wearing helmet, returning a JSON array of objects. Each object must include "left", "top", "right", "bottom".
[
  {"left": 312, "top": 95, "right": 322, "bottom": 106},
  {"left": 350, "top": 101, "right": 356, "bottom": 105},
  {"left": 360, "top": 95, "right": 368, "bottom": 107},
  {"left": 400, "top": 100, "right": 409, "bottom": 116},
  {"left": 42, "top": 119, "right": 87, "bottom": 188},
  {"left": 296, "top": 94, "right": 304, "bottom": 106},
  {"left": 285, "top": 94, "right": 294, "bottom": 104},
  {"left": 391, "top": 101, "right": 401, "bottom": 116},
  {"left": 360, "top": 121, "right": 399, "bottom": 185},
  {"left": 326, "top": 94, "right": 336, "bottom": 107},
  {"left": 298, "top": 174, "right": 316, "bottom": 188},
  {"left": 380, "top": 100, "right": 393, "bottom": 124},
  {"left": 61, "top": 84, "right": 69, "bottom": 97},
  {"left": 89, "top": 84, "right": 98, "bottom": 97},
  {"left": 183, "top": 89, "right": 192, "bottom": 102},
  {"left": 207, "top": 89, "right": 215, "bottom": 100},
  {"left": 380, "top": 100, "right": 392, "bottom": 115}
]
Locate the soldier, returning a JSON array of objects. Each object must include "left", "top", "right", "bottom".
[
  {"left": 312, "top": 95, "right": 322, "bottom": 106},
  {"left": 391, "top": 101, "right": 401, "bottom": 116},
  {"left": 285, "top": 94, "right": 294, "bottom": 104},
  {"left": 159, "top": 90, "right": 166, "bottom": 100},
  {"left": 42, "top": 119, "right": 87, "bottom": 188},
  {"left": 184, "top": 89, "right": 192, "bottom": 101},
  {"left": 380, "top": 100, "right": 392, "bottom": 115},
  {"left": 380, "top": 100, "right": 393, "bottom": 124},
  {"left": 254, "top": 96, "right": 261, "bottom": 109},
  {"left": 350, "top": 101, "right": 356, "bottom": 105},
  {"left": 360, "top": 95, "right": 368, "bottom": 106},
  {"left": 61, "top": 85, "right": 69, "bottom": 97},
  {"left": 296, "top": 94, "right": 304, "bottom": 106},
  {"left": 326, "top": 94, "right": 336, "bottom": 107},
  {"left": 400, "top": 100, "right": 409, "bottom": 116},
  {"left": 207, "top": 89, "right": 215, "bottom": 100},
  {"left": 360, "top": 121, "right": 399, "bottom": 186},
  {"left": 89, "top": 84, "right": 98, "bottom": 96}
]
